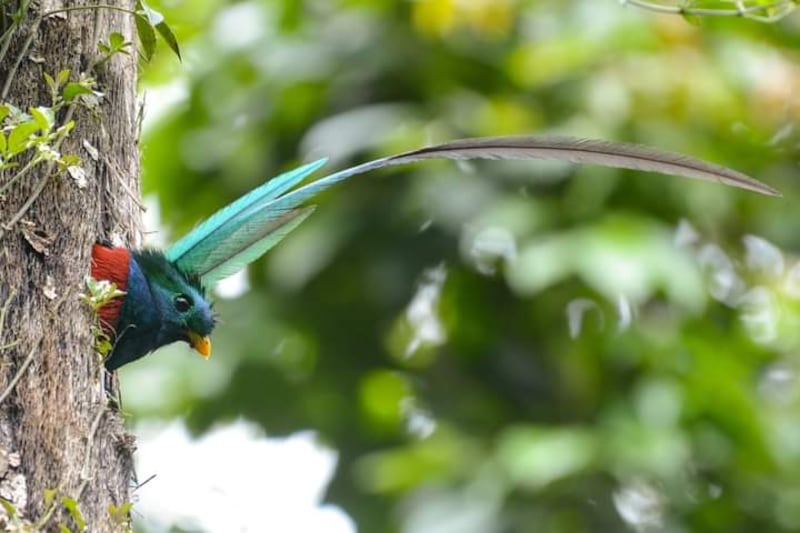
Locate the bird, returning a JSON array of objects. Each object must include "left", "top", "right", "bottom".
[{"left": 90, "top": 135, "right": 778, "bottom": 370}]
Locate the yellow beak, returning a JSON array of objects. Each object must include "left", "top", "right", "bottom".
[{"left": 187, "top": 331, "right": 212, "bottom": 359}]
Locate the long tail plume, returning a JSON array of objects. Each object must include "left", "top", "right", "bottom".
[
  {"left": 170, "top": 135, "right": 778, "bottom": 286},
  {"left": 326, "top": 135, "right": 779, "bottom": 197}
]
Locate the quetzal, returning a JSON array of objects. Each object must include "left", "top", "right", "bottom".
[{"left": 90, "top": 136, "right": 777, "bottom": 370}]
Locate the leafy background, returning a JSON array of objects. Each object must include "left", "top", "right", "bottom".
[{"left": 122, "top": 1, "right": 800, "bottom": 531}]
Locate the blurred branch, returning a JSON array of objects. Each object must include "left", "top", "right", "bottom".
[{"left": 621, "top": 0, "right": 797, "bottom": 22}]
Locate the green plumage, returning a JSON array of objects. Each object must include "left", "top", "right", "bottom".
[{"left": 167, "top": 159, "right": 327, "bottom": 285}]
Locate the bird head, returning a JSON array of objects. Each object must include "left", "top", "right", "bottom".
[{"left": 131, "top": 250, "right": 216, "bottom": 359}]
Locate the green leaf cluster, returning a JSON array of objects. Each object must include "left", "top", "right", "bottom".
[
  {"left": 135, "top": 0, "right": 180, "bottom": 62},
  {"left": 81, "top": 277, "right": 126, "bottom": 358},
  {"left": 0, "top": 69, "right": 101, "bottom": 195},
  {"left": 0, "top": 102, "right": 73, "bottom": 172}
]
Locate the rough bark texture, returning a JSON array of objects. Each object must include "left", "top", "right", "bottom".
[{"left": 0, "top": 1, "right": 140, "bottom": 530}]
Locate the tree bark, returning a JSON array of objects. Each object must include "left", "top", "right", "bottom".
[{"left": 0, "top": 0, "right": 139, "bottom": 530}]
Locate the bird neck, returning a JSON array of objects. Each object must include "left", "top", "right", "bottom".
[{"left": 105, "top": 253, "right": 165, "bottom": 369}]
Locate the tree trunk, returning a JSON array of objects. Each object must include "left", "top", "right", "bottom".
[{"left": 0, "top": 0, "right": 139, "bottom": 530}]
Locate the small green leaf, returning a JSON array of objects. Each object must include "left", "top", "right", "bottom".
[
  {"left": 109, "top": 31, "right": 125, "bottom": 51},
  {"left": 86, "top": 276, "right": 99, "bottom": 293},
  {"left": 60, "top": 154, "right": 81, "bottom": 167},
  {"left": 61, "top": 496, "right": 77, "bottom": 510},
  {"left": 135, "top": 13, "right": 156, "bottom": 61},
  {"left": 7, "top": 121, "right": 40, "bottom": 155},
  {"left": 3, "top": 104, "right": 25, "bottom": 124},
  {"left": 56, "top": 120, "right": 76, "bottom": 136},
  {"left": 44, "top": 69, "right": 69, "bottom": 98},
  {"left": 43, "top": 488, "right": 57, "bottom": 507},
  {"left": 0, "top": 105, "right": 10, "bottom": 124},
  {"left": 0, "top": 497, "right": 16, "bottom": 518},
  {"left": 61, "top": 496, "right": 86, "bottom": 531},
  {"left": 96, "top": 338, "right": 113, "bottom": 356},
  {"left": 108, "top": 500, "right": 134, "bottom": 524},
  {"left": 155, "top": 21, "right": 181, "bottom": 60},
  {"left": 97, "top": 42, "right": 111, "bottom": 55},
  {"left": 29, "top": 107, "right": 54, "bottom": 132},
  {"left": 57, "top": 69, "right": 70, "bottom": 86},
  {"left": 43, "top": 72, "right": 56, "bottom": 93},
  {"left": 62, "top": 83, "right": 94, "bottom": 103}
]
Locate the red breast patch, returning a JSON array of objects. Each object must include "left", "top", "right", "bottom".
[{"left": 90, "top": 244, "right": 130, "bottom": 336}]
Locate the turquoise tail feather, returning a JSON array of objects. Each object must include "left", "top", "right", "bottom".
[
  {"left": 169, "top": 156, "right": 403, "bottom": 286},
  {"left": 199, "top": 206, "right": 315, "bottom": 285},
  {"left": 166, "top": 135, "right": 777, "bottom": 288},
  {"left": 166, "top": 159, "right": 327, "bottom": 278}
]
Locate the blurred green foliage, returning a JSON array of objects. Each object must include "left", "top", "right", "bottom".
[{"left": 125, "top": 1, "right": 800, "bottom": 531}]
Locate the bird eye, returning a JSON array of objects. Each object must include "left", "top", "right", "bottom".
[{"left": 174, "top": 294, "right": 192, "bottom": 313}]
